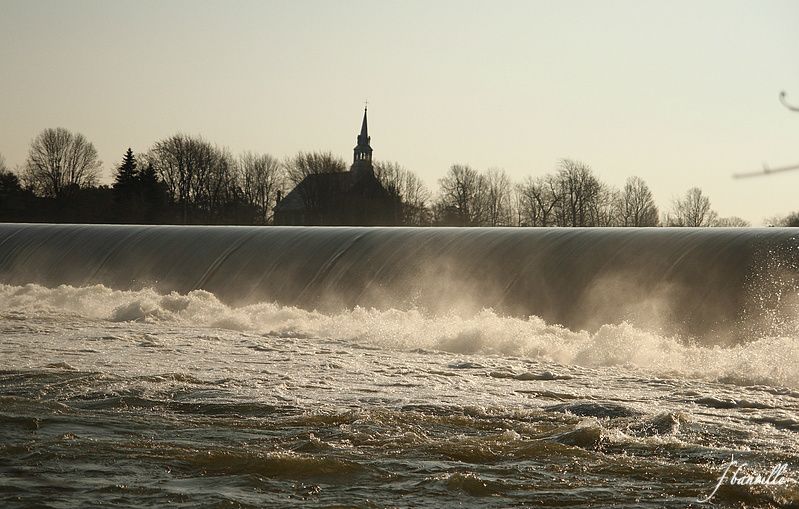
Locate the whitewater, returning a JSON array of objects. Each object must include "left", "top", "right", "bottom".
[{"left": 1, "top": 225, "right": 799, "bottom": 507}]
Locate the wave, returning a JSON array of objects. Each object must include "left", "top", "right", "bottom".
[{"left": 2, "top": 283, "right": 798, "bottom": 388}]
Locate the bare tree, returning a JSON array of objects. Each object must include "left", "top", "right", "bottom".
[
  {"left": 374, "top": 161, "right": 431, "bottom": 225},
  {"left": 282, "top": 151, "right": 347, "bottom": 217},
  {"left": 238, "top": 152, "right": 284, "bottom": 224},
  {"left": 149, "top": 134, "right": 207, "bottom": 221},
  {"left": 713, "top": 216, "right": 750, "bottom": 227},
  {"left": 552, "top": 159, "right": 602, "bottom": 227},
  {"left": 198, "top": 147, "right": 238, "bottom": 219},
  {"left": 148, "top": 134, "right": 236, "bottom": 222},
  {"left": 284, "top": 151, "right": 346, "bottom": 186},
  {"left": 617, "top": 176, "right": 659, "bottom": 226},
  {"left": 436, "top": 164, "right": 487, "bottom": 226},
  {"left": 589, "top": 182, "right": 621, "bottom": 227},
  {"left": 766, "top": 212, "right": 799, "bottom": 227},
  {"left": 373, "top": 160, "right": 403, "bottom": 194},
  {"left": 516, "top": 175, "right": 560, "bottom": 226},
  {"left": 483, "top": 168, "right": 513, "bottom": 226},
  {"left": 666, "top": 187, "right": 718, "bottom": 226},
  {"left": 23, "top": 127, "right": 101, "bottom": 198}
]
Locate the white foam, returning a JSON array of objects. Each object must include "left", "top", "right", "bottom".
[{"left": 2, "top": 283, "right": 797, "bottom": 388}]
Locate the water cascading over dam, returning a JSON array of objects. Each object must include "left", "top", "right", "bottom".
[
  {"left": 3, "top": 223, "right": 799, "bottom": 508},
  {"left": 0, "top": 223, "right": 797, "bottom": 341}
]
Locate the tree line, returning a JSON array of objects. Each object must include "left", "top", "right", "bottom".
[{"left": 0, "top": 127, "right": 794, "bottom": 226}]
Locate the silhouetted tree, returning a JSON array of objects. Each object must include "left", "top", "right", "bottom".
[
  {"left": 713, "top": 216, "right": 750, "bottom": 227},
  {"left": 138, "top": 161, "right": 172, "bottom": 223},
  {"left": 197, "top": 147, "right": 238, "bottom": 222},
  {"left": 666, "top": 187, "right": 718, "bottom": 226},
  {"left": 617, "top": 176, "right": 659, "bottom": 226},
  {"left": 765, "top": 211, "right": 799, "bottom": 227},
  {"left": 0, "top": 167, "right": 33, "bottom": 220},
  {"left": 516, "top": 175, "right": 560, "bottom": 226},
  {"left": 483, "top": 168, "right": 513, "bottom": 226},
  {"left": 148, "top": 134, "right": 236, "bottom": 223},
  {"left": 587, "top": 182, "right": 620, "bottom": 227},
  {"left": 551, "top": 159, "right": 602, "bottom": 227},
  {"left": 111, "top": 148, "right": 139, "bottom": 221},
  {"left": 284, "top": 151, "right": 347, "bottom": 186},
  {"left": 238, "top": 152, "right": 284, "bottom": 224},
  {"left": 431, "top": 202, "right": 461, "bottom": 226},
  {"left": 374, "top": 161, "right": 431, "bottom": 225},
  {"left": 283, "top": 151, "right": 348, "bottom": 218},
  {"left": 66, "top": 185, "right": 115, "bottom": 223},
  {"left": 113, "top": 148, "right": 138, "bottom": 194},
  {"left": 436, "top": 164, "right": 487, "bottom": 226},
  {"left": 23, "top": 128, "right": 102, "bottom": 199},
  {"left": 0, "top": 170, "right": 21, "bottom": 197}
]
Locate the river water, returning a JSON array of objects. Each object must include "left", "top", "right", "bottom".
[{"left": 1, "top": 225, "right": 798, "bottom": 507}]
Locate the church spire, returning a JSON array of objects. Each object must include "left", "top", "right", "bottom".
[
  {"left": 359, "top": 106, "right": 368, "bottom": 140},
  {"left": 352, "top": 106, "right": 373, "bottom": 174}
]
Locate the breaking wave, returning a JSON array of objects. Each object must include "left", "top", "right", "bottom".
[{"left": 3, "top": 282, "right": 798, "bottom": 388}]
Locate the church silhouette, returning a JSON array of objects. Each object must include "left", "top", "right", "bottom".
[{"left": 273, "top": 108, "right": 400, "bottom": 226}]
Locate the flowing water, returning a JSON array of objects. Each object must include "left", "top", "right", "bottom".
[{"left": 1, "top": 224, "right": 799, "bottom": 508}]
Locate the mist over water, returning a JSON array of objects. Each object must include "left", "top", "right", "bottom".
[
  {"left": 2, "top": 224, "right": 799, "bottom": 507},
  {"left": 2, "top": 282, "right": 798, "bottom": 389},
  {"left": 1, "top": 224, "right": 798, "bottom": 338}
]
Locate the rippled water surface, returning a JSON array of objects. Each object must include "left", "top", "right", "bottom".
[{"left": 2, "top": 284, "right": 798, "bottom": 508}]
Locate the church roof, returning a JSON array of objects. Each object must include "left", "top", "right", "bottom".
[{"left": 275, "top": 172, "right": 358, "bottom": 213}]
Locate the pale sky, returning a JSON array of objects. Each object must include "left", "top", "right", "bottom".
[{"left": 1, "top": 0, "right": 797, "bottom": 224}]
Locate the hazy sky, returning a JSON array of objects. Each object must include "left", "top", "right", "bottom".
[{"left": 1, "top": 0, "right": 797, "bottom": 224}]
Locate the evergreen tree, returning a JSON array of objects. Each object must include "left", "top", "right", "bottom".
[
  {"left": 138, "top": 161, "right": 171, "bottom": 223},
  {"left": 111, "top": 148, "right": 142, "bottom": 222},
  {"left": 113, "top": 148, "right": 138, "bottom": 197},
  {"left": 0, "top": 170, "right": 26, "bottom": 220}
]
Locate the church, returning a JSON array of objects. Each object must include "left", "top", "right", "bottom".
[{"left": 273, "top": 108, "right": 400, "bottom": 226}]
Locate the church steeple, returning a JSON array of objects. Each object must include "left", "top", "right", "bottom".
[
  {"left": 352, "top": 107, "right": 373, "bottom": 172},
  {"left": 359, "top": 107, "right": 369, "bottom": 140}
]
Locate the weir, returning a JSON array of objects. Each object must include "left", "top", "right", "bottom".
[{"left": 0, "top": 224, "right": 797, "bottom": 341}]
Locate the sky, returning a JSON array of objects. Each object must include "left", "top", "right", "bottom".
[{"left": 0, "top": 0, "right": 797, "bottom": 224}]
